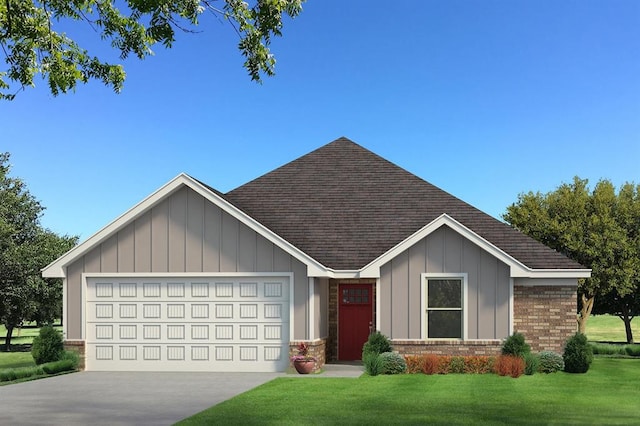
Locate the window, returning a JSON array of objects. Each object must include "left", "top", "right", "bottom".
[{"left": 423, "top": 275, "right": 466, "bottom": 339}]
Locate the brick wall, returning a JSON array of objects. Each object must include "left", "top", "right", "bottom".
[
  {"left": 392, "top": 340, "right": 502, "bottom": 356},
  {"left": 513, "top": 285, "right": 577, "bottom": 353},
  {"left": 64, "top": 340, "right": 86, "bottom": 370},
  {"left": 289, "top": 339, "right": 326, "bottom": 372}
]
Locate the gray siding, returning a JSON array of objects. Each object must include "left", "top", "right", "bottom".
[
  {"left": 314, "top": 278, "right": 329, "bottom": 339},
  {"left": 64, "top": 186, "right": 309, "bottom": 340},
  {"left": 380, "top": 225, "right": 510, "bottom": 340}
]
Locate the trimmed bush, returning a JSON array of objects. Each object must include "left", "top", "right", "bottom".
[
  {"left": 379, "top": 352, "right": 407, "bottom": 374},
  {"left": 538, "top": 351, "right": 564, "bottom": 373},
  {"left": 501, "top": 332, "right": 530, "bottom": 358},
  {"left": 404, "top": 355, "right": 424, "bottom": 374},
  {"left": 563, "top": 333, "right": 593, "bottom": 373},
  {"left": 61, "top": 350, "right": 80, "bottom": 368},
  {"left": 449, "top": 356, "right": 466, "bottom": 374},
  {"left": 494, "top": 355, "right": 525, "bottom": 378},
  {"left": 421, "top": 354, "right": 451, "bottom": 375},
  {"left": 31, "top": 325, "right": 64, "bottom": 365},
  {"left": 524, "top": 353, "right": 539, "bottom": 375},
  {"left": 625, "top": 345, "right": 640, "bottom": 357},
  {"left": 589, "top": 342, "right": 625, "bottom": 356},
  {"left": 362, "top": 332, "right": 392, "bottom": 358},
  {"left": 41, "top": 359, "right": 76, "bottom": 375},
  {"left": 0, "top": 369, "right": 18, "bottom": 382},
  {"left": 463, "top": 356, "right": 495, "bottom": 374}
]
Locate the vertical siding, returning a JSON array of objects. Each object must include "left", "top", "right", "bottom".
[
  {"left": 220, "top": 213, "right": 238, "bottom": 271},
  {"left": 168, "top": 187, "right": 187, "bottom": 272},
  {"left": 134, "top": 212, "right": 152, "bottom": 272},
  {"left": 379, "top": 263, "right": 392, "bottom": 336},
  {"left": 151, "top": 200, "right": 169, "bottom": 272},
  {"left": 256, "top": 238, "right": 274, "bottom": 271},
  {"left": 66, "top": 260, "right": 84, "bottom": 339},
  {"left": 462, "top": 240, "right": 480, "bottom": 339},
  {"left": 390, "top": 251, "right": 409, "bottom": 338},
  {"left": 408, "top": 240, "right": 426, "bottom": 339},
  {"left": 117, "top": 223, "right": 135, "bottom": 273},
  {"left": 202, "top": 202, "right": 221, "bottom": 272},
  {"left": 380, "top": 225, "right": 510, "bottom": 341},
  {"left": 238, "top": 226, "right": 257, "bottom": 272},
  {"left": 64, "top": 186, "right": 310, "bottom": 340},
  {"left": 186, "top": 190, "right": 204, "bottom": 272}
]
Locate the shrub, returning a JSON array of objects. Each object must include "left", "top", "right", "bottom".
[
  {"left": 421, "top": 354, "right": 441, "bottom": 375},
  {"left": 42, "top": 359, "right": 77, "bottom": 375},
  {"left": 524, "top": 353, "right": 539, "bottom": 375},
  {"left": 625, "top": 345, "right": 640, "bottom": 357},
  {"left": 449, "top": 356, "right": 466, "bottom": 374},
  {"left": 501, "top": 332, "right": 530, "bottom": 358},
  {"left": 404, "top": 355, "right": 424, "bottom": 374},
  {"left": 563, "top": 333, "right": 593, "bottom": 373},
  {"left": 379, "top": 352, "right": 407, "bottom": 374},
  {"left": 363, "top": 353, "right": 383, "bottom": 376},
  {"left": 31, "top": 325, "right": 64, "bottom": 365},
  {"left": 362, "top": 332, "right": 392, "bottom": 358},
  {"left": 538, "top": 351, "right": 564, "bottom": 373},
  {"left": 0, "top": 369, "right": 17, "bottom": 382},
  {"left": 463, "top": 356, "right": 495, "bottom": 374},
  {"left": 494, "top": 355, "right": 525, "bottom": 378},
  {"left": 61, "top": 350, "right": 80, "bottom": 368},
  {"left": 589, "top": 342, "right": 625, "bottom": 356}
]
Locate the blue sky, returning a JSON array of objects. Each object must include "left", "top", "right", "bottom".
[{"left": 2, "top": 0, "right": 639, "bottom": 241}]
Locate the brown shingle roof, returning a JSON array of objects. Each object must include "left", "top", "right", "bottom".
[{"left": 224, "top": 137, "right": 584, "bottom": 270}]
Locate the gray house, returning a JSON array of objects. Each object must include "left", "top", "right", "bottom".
[{"left": 43, "top": 138, "right": 590, "bottom": 372}]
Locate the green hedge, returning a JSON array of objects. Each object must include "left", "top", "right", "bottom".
[{"left": 0, "top": 351, "right": 79, "bottom": 383}]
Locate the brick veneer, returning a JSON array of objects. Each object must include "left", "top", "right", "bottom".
[
  {"left": 513, "top": 285, "right": 577, "bottom": 353},
  {"left": 64, "top": 340, "right": 86, "bottom": 370},
  {"left": 392, "top": 340, "right": 502, "bottom": 356},
  {"left": 289, "top": 338, "right": 326, "bottom": 372}
]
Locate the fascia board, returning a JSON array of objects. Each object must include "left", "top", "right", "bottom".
[
  {"left": 42, "top": 173, "right": 328, "bottom": 279},
  {"left": 358, "top": 213, "right": 591, "bottom": 280}
]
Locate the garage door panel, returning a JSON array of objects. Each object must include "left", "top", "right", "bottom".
[{"left": 85, "top": 277, "right": 290, "bottom": 372}]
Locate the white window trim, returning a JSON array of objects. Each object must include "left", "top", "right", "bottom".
[{"left": 420, "top": 273, "right": 468, "bottom": 340}]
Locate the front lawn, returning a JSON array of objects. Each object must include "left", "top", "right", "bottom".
[
  {"left": 0, "top": 351, "right": 35, "bottom": 370},
  {"left": 178, "top": 358, "right": 640, "bottom": 425}
]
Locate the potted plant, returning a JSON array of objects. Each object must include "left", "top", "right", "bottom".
[{"left": 291, "top": 342, "right": 316, "bottom": 374}]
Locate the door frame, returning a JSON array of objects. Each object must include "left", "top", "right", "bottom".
[{"left": 337, "top": 282, "right": 374, "bottom": 360}]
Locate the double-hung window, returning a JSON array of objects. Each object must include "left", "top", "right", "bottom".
[{"left": 423, "top": 275, "right": 466, "bottom": 339}]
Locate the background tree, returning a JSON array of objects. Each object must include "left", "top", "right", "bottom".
[
  {"left": 0, "top": 0, "right": 304, "bottom": 100},
  {"left": 503, "top": 177, "right": 640, "bottom": 337},
  {"left": 0, "top": 153, "right": 78, "bottom": 350}
]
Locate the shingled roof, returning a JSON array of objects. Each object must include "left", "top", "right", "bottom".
[{"left": 225, "top": 137, "right": 583, "bottom": 271}]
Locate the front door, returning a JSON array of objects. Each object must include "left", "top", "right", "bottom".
[{"left": 338, "top": 284, "right": 373, "bottom": 360}]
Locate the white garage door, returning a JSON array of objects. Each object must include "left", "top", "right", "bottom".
[{"left": 85, "top": 276, "right": 290, "bottom": 372}]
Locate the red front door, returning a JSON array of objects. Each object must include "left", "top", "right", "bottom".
[{"left": 338, "top": 284, "right": 373, "bottom": 360}]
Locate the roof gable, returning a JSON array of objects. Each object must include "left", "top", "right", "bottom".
[
  {"left": 226, "top": 137, "right": 586, "bottom": 272},
  {"left": 42, "top": 174, "right": 326, "bottom": 278}
]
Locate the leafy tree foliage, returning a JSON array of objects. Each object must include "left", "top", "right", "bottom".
[
  {"left": 0, "top": 153, "right": 77, "bottom": 350},
  {"left": 503, "top": 177, "right": 640, "bottom": 338},
  {"left": 0, "top": 0, "right": 304, "bottom": 99}
]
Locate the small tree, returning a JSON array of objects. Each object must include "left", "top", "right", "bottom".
[
  {"left": 31, "top": 326, "right": 64, "bottom": 365},
  {"left": 563, "top": 333, "right": 593, "bottom": 373},
  {"left": 501, "top": 332, "right": 531, "bottom": 358}
]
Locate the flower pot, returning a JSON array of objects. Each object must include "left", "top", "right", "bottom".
[{"left": 293, "top": 359, "right": 315, "bottom": 374}]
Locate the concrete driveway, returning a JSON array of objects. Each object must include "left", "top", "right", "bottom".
[{"left": 0, "top": 371, "right": 280, "bottom": 425}]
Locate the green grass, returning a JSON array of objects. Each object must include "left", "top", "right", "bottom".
[
  {"left": 177, "top": 359, "right": 640, "bottom": 425},
  {"left": 0, "top": 324, "right": 45, "bottom": 346},
  {"left": 585, "top": 314, "right": 639, "bottom": 343},
  {"left": 0, "top": 351, "right": 35, "bottom": 370}
]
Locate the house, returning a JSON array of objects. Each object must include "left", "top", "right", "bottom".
[{"left": 42, "top": 138, "right": 590, "bottom": 372}]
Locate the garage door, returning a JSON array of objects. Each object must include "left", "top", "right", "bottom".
[{"left": 85, "top": 276, "right": 290, "bottom": 372}]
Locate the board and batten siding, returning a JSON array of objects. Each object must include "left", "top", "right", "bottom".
[
  {"left": 64, "top": 186, "right": 310, "bottom": 340},
  {"left": 379, "top": 225, "right": 510, "bottom": 340}
]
